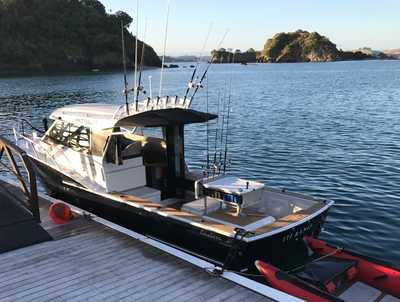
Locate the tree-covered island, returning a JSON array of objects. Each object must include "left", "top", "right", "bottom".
[{"left": 0, "top": 0, "right": 161, "bottom": 73}]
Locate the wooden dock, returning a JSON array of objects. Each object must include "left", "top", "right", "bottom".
[{"left": 0, "top": 178, "right": 302, "bottom": 302}]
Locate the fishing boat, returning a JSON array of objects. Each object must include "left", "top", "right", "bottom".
[
  {"left": 12, "top": 15, "right": 333, "bottom": 271},
  {"left": 255, "top": 237, "right": 400, "bottom": 301},
  {"left": 13, "top": 97, "right": 333, "bottom": 270}
]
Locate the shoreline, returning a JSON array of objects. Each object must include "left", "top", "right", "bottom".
[
  {"left": 212, "top": 58, "right": 400, "bottom": 64},
  {"left": 1, "top": 59, "right": 398, "bottom": 78},
  {"left": 0, "top": 66, "right": 160, "bottom": 78}
]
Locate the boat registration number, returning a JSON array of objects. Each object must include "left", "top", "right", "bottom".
[{"left": 282, "top": 223, "right": 314, "bottom": 243}]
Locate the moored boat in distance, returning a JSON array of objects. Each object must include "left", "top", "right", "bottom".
[
  {"left": 255, "top": 237, "right": 400, "bottom": 301},
  {"left": 13, "top": 96, "right": 333, "bottom": 271}
]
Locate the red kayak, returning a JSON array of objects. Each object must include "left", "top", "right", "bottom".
[{"left": 255, "top": 237, "right": 400, "bottom": 302}]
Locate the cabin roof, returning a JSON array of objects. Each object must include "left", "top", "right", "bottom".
[
  {"left": 115, "top": 108, "right": 217, "bottom": 127},
  {"left": 49, "top": 102, "right": 216, "bottom": 129},
  {"left": 49, "top": 103, "right": 122, "bottom": 129}
]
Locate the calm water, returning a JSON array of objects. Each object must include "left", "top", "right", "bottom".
[{"left": 1, "top": 61, "right": 400, "bottom": 266}]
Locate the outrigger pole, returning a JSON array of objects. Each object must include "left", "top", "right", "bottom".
[
  {"left": 121, "top": 21, "right": 129, "bottom": 115},
  {"left": 188, "top": 29, "right": 229, "bottom": 107},
  {"left": 183, "top": 23, "right": 213, "bottom": 101},
  {"left": 222, "top": 52, "right": 236, "bottom": 173}
]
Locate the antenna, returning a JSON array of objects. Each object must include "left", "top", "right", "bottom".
[
  {"left": 183, "top": 23, "right": 213, "bottom": 101},
  {"left": 188, "top": 29, "right": 229, "bottom": 107},
  {"left": 159, "top": 0, "right": 170, "bottom": 97},
  {"left": 121, "top": 21, "right": 129, "bottom": 115},
  {"left": 133, "top": 0, "right": 139, "bottom": 110},
  {"left": 135, "top": 18, "right": 147, "bottom": 109}
]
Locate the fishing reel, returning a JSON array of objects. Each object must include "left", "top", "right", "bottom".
[
  {"left": 136, "top": 85, "right": 146, "bottom": 95},
  {"left": 187, "top": 80, "right": 203, "bottom": 90},
  {"left": 122, "top": 88, "right": 131, "bottom": 95}
]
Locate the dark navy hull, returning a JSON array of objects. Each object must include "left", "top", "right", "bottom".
[{"left": 33, "top": 158, "right": 330, "bottom": 271}]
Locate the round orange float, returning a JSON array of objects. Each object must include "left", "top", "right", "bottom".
[{"left": 48, "top": 202, "right": 73, "bottom": 224}]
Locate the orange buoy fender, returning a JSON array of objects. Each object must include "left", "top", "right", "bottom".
[{"left": 49, "top": 202, "right": 73, "bottom": 224}]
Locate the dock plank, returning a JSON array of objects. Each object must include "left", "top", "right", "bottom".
[
  {"left": 0, "top": 181, "right": 275, "bottom": 302},
  {"left": 0, "top": 224, "right": 272, "bottom": 301}
]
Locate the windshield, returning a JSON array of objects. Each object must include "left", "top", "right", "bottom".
[{"left": 45, "top": 121, "right": 90, "bottom": 151}]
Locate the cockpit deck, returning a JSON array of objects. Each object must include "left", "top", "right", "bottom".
[{"left": 113, "top": 184, "right": 327, "bottom": 242}]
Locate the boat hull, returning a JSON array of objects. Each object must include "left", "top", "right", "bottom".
[{"left": 32, "top": 158, "right": 330, "bottom": 271}]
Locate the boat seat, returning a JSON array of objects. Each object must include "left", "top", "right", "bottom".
[
  {"left": 141, "top": 139, "right": 167, "bottom": 167},
  {"left": 122, "top": 141, "right": 142, "bottom": 160}
]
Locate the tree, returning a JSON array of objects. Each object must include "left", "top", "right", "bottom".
[
  {"left": 0, "top": 0, "right": 161, "bottom": 72},
  {"left": 80, "top": 0, "right": 106, "bottom": 14},
  {"left": 115, "top": 11, "right": 133, "bottom": 27}
]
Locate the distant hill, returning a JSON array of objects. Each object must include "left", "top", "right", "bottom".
[
  {"left": 383, "top": 49, "right": 400, "bottom": 59},
  {"left": 210, "top": 48, "right": 257, "bottom": 64},
  {"left": 0, "top": 0, "right": 161, "bottom": 72},
  {"left": 259, "top": 30, "right": 398, "bottom": 63},
  {"left": 354, "top": 47, "right": 382, "bottom": 56},
  {"left": 352, "top": 47, "right": 396, "bottom": 60},
  {"left": 163, "top": 55, "right": 210, "bottom": 63}
]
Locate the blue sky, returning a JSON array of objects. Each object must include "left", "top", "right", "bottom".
[{"left": 100, "top": 0, "right": 400, "bottom": 56}]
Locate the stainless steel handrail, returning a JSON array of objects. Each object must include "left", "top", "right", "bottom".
[{"left": 0, "top": 135, "right": 40, "bottom": 222}]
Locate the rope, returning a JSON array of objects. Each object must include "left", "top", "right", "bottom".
[
  {"left": 204, "top": 267, "right": 264, "bottom": 278},
  {"left": 286, "top": 247, "right": 343, "bottom": 273},
  {"left": 205, "top": 246, "right": 344, "bottom": 280}
]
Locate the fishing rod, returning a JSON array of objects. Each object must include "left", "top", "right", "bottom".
[
  {"left": 159, "top": 0, "right": 170, "bottom": 97},
  {"left": 222, "top": 89, "right": 232, "bottom": 173},
  {"left": 205, "top": 75, "right": 210, "bottom": 176},
  {"left": 135, "top": 19, "right": 147, "bottom": 109},
  {"left": 222, "top": 52, "right": 236, "bottom": 173},
  {"left": 187, "top": 29, "right": 229, "bottom": 107},
  {"left": 133, "top": 0, "right": 139, "bottom": 110},
  {"left": 121, "top": 21, "right": 129, "bottom": 115},
  {"left": 212, "top": 90, "right": 221, "bottom": 177},
  {"left": 218, "top": 83, "right": 227, "bottom": 169},
  {"left": 183, "top": 23, "right": 213, "bottom": 101},
  {"left": 183, "top": 67, "right": 197, "bottom": 102}
]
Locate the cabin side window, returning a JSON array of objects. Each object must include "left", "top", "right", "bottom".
[{"left": 45, "top": 121, "right": 91, "bottom": 152}]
